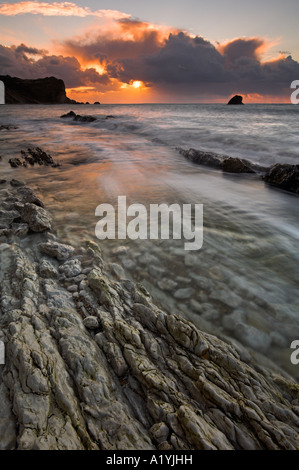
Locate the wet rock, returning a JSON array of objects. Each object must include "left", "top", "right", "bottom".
[
  {"left": 1, "top": 186, "right": 299, "bottom": 451},
  {"left": 59, "top": 259, "right": 82, "bottom": 278},
  {"left": 10, "top": 179, "right": 25, "bottom": 187},
  {"left": 222, "top": 310, "right": 246, "bottom": 331},
  {"left": 157, "top": 278, "right": 178, "bottom": 291},
  {"left": 179, "top": 148, "right": 267, "bottom": 174},
  {"left": 83, "top": 316, "right": 100, "bottom": 330},
  {"left": 263, "top": 164, "right": 299, "bottom": 194},
  {"left": 150, "top": 422, "right": 169, "bottom": 443},
  {"left": 210, "top": 289, "right": 242, "bottom": 309},
  {"left": 21, "top": 147, "right": 60, "bottom": 167},
  {"left": 60, "top": 110, "right": 96, "bottom": 122},
  {"left": 227, "top": 95, "right": 244, "bottom": 105},
  {"left": 20, "top": 203, "right": 52, "bottom": 232},
  {"left": 12, "top": 223, "right": 29, "bottom": 238},
  {"left": 174, "top": 288, "right": 194, "bottom": 300},
  {"left": 0, "top": 124, "right": 18, "bottom": 130},
  {"left": 179, "top": 148, "right": 223, "bottom": 169},
  {"left": 60, "top": 111, "right": 76, "bottom": 119},
  {"left": 39, "top": 259, "right": 58, "bottom": 279},
  {"left": 17, "top": 187, "right": 44, "bottom": 207},
  {"left": 8, "top": 158, "right": 23, "bottom": 168},
  {"left": 234, "top": 323, "right": 271, "bottom": 353},
  {"left": 222, "top": 157, "right": 254, "bottom": 174},
  {"left": 38, "top": 241, "right": 75, "bottom": 260},
  {"left": 74, "top": 114, "right": 97, "bottom": 122}
]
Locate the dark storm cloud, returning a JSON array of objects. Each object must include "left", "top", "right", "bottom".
[
  {"left": 105, "top": 34, "right": 299, "bottom": 97},
  {"left": 0, "top": 44, "right": 110, "bottom": 88},
  {"left": 107, "top": 32, "right": 231, "bottom": 85}
]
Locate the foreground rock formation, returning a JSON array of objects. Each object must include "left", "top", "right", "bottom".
[
  {"left": 179, "top": 148, "right": 299, "bottom": 195},
  {"left": 0, "top": 182, "right": 299, "bottom": 450},
  {"left": 0, "top": 75, "right": 78, "bottom": 105},
  {"left": 178, "top": 148, "right": 268, "bottom": 174}
]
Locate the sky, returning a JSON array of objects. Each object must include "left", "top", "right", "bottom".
[{"left": 0, "top": 0, "right": 299, "bottom": 103}]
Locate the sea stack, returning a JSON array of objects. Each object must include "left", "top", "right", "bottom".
[{"left": 227, "top": 95, "right": 244, "bottom": 105}]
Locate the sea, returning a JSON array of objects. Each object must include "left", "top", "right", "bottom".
[{"left": 0, "top": 103, "right": 299, "bottom": 379}]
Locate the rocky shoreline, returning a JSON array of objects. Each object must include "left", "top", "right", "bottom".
[{"left": 0, "top": 181, "right": 299, "bottom": 450}]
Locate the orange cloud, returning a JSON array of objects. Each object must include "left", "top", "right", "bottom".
[{"left": 0, "top": 2, "right": 130, "bottom": 19}]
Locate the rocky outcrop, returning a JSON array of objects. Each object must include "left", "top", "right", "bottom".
[
  {"left": 228, "top": 95, "right": 244, "bottom": 105},
  {"left": 60, "top": 111, "right": 96, "bottom": 122},
  {"left": 263, "top": 164, "right": 299, "bottom": 194},
  {"left": 9, "top": 147, "right": 60, "bottom": 168},
  {"left": 0, "top": 182, "right": 298, "bottom": 450},
  {"left": 179, "top": 148, "right": 268, "bottom": 174},
  {"left": 0, "top": 75, "right": 78, "bottom": 105}
]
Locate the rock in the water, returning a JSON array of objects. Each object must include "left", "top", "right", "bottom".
[
  {"left": 227, "top": 95, "right": 244, "bottom": 105},
  {"left": 174, "top": 287, "right": 194, "bottom": 300},
  {"left": 263, "top": 164, "right": 299, "bottom": 194},
  {"left": 38, "top": 241, "right": 75, "bottom": 260},
  {"left": 74, "top": 114, "right": 97, "bottom": 122},
  {"left": 234, "top": 323, "right": 271, "bottom": 353},
  {"left": 8, "top": 158, "right": 23, "bottom": 168},
  {"left": 179, "top": 148, "right": 223, "bottom": 168},
  {"left": 21, "top": 147, "right": 59, "bottom": 167},
  {"left": 222, "top": 157, "right": 254, "bottom": 173},
  {"left": 60, "top": 111, "right": 76, "bottom": 119},
  {"left": 20, "top": 203, "right": 52, "bottom": 232},
  {"left": 60, "top": 111, "right": 96, "bottom": 122},
  {"left": 10, "top": 179, "right": 25, "bottom": 187},
  {"left": 179, "top": 148, "right": 268, "bottom": 175}
]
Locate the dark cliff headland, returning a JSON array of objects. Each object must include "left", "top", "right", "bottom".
[{"left": 0, "top": 75, "right": 78, "bottom": 105}]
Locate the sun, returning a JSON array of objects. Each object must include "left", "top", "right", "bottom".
[{"left": 132, "top": 81, "right": 143, "bottom": 88}]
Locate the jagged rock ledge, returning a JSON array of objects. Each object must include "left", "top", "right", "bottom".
[
  {"left": 178, "top": 148, "right": 299, "bottom": 194},
  {"left": 0, "top": 181, "right": 298, "bottom": 450}
]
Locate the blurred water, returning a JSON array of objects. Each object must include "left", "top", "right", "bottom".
[{"left": 0, "top": 103, "right": 299, "bottom": 379}]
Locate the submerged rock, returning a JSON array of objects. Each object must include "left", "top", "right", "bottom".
[
  {"left": 263, "top": 164, "right": 299, "bottom": 194},
  {"left": 227, "top": 95, "right": 244, "bottom": 105}
]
